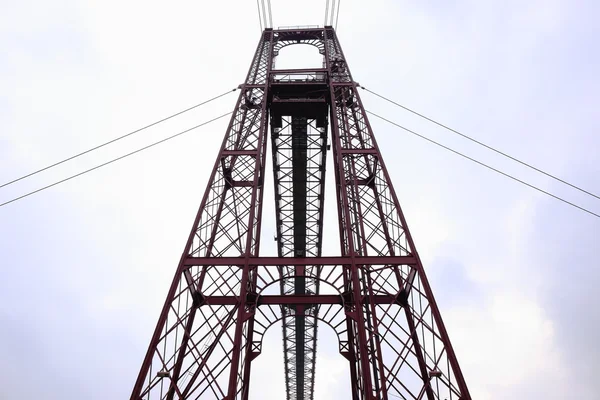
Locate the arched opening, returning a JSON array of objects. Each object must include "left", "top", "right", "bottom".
[
  {"left": 273, "top": 43, "right": 324, "bottom": 70},
  {"left": 248, "top": 318, "right": 350, "bottom": 400}
]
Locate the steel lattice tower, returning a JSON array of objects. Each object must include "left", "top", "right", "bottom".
[{"left": 132, "top": 26, "right": 471, "bottom": 400}]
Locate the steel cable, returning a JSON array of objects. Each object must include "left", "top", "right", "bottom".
[
  {"left": 330, "top": 0, "right": 336, "bottom": 26},
  {"left": 335, "top": 0, "right": 341, "bottom": 30},
  {"left": 367, "top": 110, "right": 600, "bottom": 218},
  {"left": 1, "top": 88, "right": 236, "bottom": 189},
  {"left": 360, "top": 85, "right": 600, "bottom": 201},
  {"left": 260, "top": 0, "right": 268, "bottom": 30},
  {"left": 256, "top": 0, "right": 263, "bottom": 32},
  {"left": 266, "top": 0, "right": 273, "bottom": 28},
  {"left": 0, "top": 112, "right": 231, "bottom": 208}
]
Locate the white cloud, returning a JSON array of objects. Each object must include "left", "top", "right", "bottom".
[{"left": 446, "top": 290, "right": 565, "bottom": 398}]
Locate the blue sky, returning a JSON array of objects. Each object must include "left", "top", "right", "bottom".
[{"left": 1, "top": 1, "right": 599, "bottom": 399}]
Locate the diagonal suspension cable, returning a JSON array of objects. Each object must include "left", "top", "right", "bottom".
[
  {"left": 1, "top": 88, "right": 236, "bottom": 190},
  {"left": 360, "top": 85, "right": 600, "bottom": 201},
  {"left": 367, "top": 110, "right": 600, "bottom": 219},
  {"left": 0, "top": 112, "right": 231, "bottom": 208}
]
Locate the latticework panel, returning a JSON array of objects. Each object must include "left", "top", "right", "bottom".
[
  {"left": 271, "top": 114, "right": 328, "bottom": 400},
  {"left": 271, "top": 117, "right": 327, "bottom": 261}
]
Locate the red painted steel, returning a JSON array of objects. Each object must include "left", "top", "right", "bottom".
[
  {"left": 131, "top": 26, "right": 471, "bottom": 400},
  {"left": 183, "top": 255, "right": 417, "bottom": 266}
]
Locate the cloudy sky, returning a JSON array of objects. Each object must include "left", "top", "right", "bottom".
[{"left": 1, "top": 0, "right": 599, "bottom": 399}]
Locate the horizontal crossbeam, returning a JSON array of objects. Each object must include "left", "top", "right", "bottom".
[
  {"left": 271, "top": 68, "right": 328, "bottom": 74},
  {"left": 202, "top": 294, "right": 397, "bottom": 306},
  {"left": 183, "top": 255, "right": 416, "bottom": 267}
]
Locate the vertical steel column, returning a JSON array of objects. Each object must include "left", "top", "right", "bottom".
[
  {"left": 324, "top": 27, "right": 376, "bottom": 400},
  {"left": 226, "top": 29, "right": 275, "bottom": 400}
]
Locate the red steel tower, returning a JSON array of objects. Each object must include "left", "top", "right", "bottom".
[{"left": 131, "top": 26, "right": 471, "bottom": 400}]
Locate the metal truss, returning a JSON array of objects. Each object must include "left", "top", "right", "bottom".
[
  {"left": 271, "top": 115, "right": 327, "bottom": 399},
  {"left": 131, "top": 26, "right": 471, "bottom": 400}
]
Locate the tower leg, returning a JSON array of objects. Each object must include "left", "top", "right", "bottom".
[
  {"left": 324, "top": 26, "right": 471, "bottom": 400},
  {"left": 130, "top": 30, "right": 273, "bottom": 400}
]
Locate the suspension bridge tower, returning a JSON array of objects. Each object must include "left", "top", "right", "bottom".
[{"left": 131, "top": 26, "right": 471, "bottom": 400}]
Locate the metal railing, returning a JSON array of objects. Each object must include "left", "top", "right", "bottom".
[
  {"left": 276, "top": 25, "right": 320, "bottom": 30},
  {"left": 271, "top": 72, "right": 327, "bottom": 83}
]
